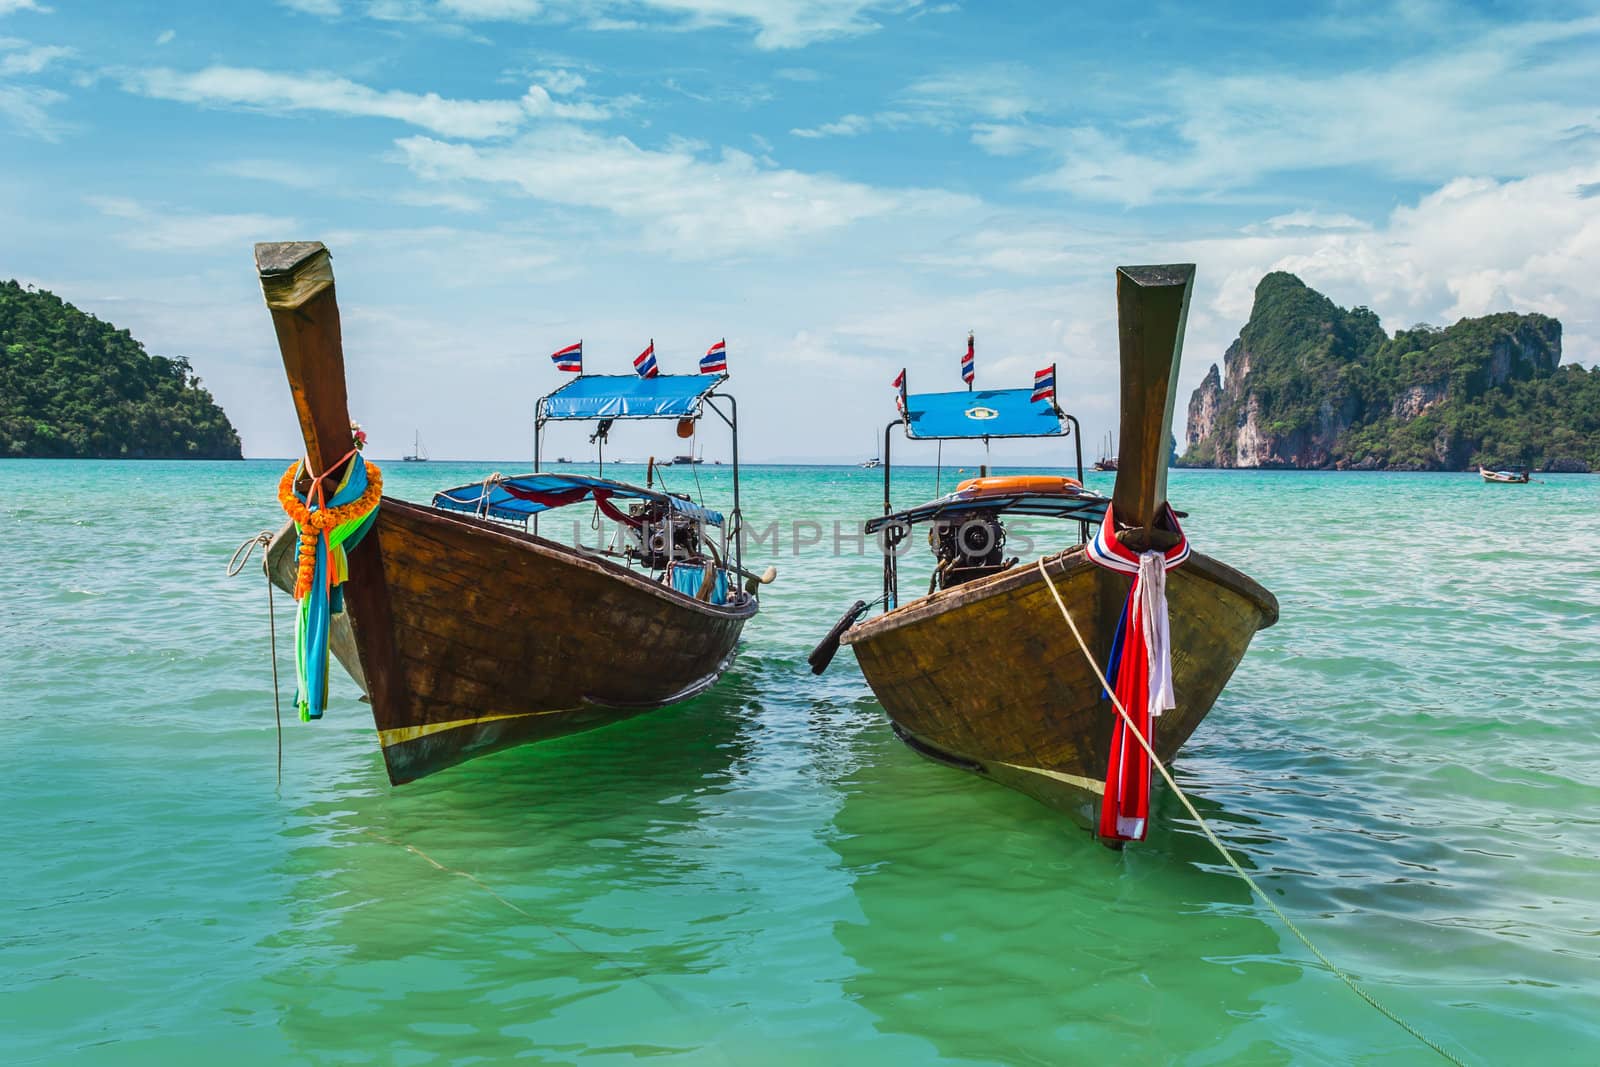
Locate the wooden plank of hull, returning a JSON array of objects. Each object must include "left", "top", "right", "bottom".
[
  {"left": 269, "top": 497, "right": 754, "bottom": 783},
  {"left": 843, "top": 546, "right": 1277, "bottom": 827}
]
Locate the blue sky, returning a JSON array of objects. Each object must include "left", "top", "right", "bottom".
[{"left": 3, "top": 0, "right": 1598, "bottom": 462}]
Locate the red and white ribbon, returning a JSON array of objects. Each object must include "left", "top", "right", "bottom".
[{"left": 1086, "top": 503, "right": 1190, "bottom": 841}]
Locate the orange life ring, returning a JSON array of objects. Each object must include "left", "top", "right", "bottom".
[{"left": 954, "top": 474, "right": 1082, "bottom": 498}]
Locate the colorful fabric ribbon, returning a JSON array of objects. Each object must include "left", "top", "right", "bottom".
[
  {"left": 278, "top": 453, "right": 381, "bottom": 721},
  {"left": 1087, "top": 503, "right": 1190, "bottom": 841}
]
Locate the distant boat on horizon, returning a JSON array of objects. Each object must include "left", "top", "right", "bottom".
[
  {"left": 1093, "top": 431, "right": 1117, "bottom": 472},
  {"left": 402, "top": 430, "right": 429, "bottom": 462},
  {"left": 1480, "top": 465, "right": 1531, "bottom": 483}
]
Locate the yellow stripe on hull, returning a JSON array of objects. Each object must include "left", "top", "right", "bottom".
[
  {"left": 378, "top": 707, "right": 580, "bottom": 748},
  {"left": 992, "top": 761, "right": 1105, "bottom": 795}
]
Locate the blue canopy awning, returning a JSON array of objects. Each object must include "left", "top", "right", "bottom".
[
  {"left": 540, "top": 374, "right": 725, "bottom": 421},
  {"left": 433, "top": 472, "right": 724, "bottom": 527},
  {"left": 905, "top": 387, "right": 1065, "bottom": 440}
]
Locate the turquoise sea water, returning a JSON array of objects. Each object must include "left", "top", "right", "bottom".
[{"left": 3, "top": 459, "right": 1598, "bottom": 1065}]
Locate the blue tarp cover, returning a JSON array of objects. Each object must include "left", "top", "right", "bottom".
[
  {"left": 669, "top": 563, "right": 730, "bottom": 605},
  {"left": 433, "top": 472, "right": 724, "bottom": 527},
  {"left": 541, "top": 374, "right": 725, "bottom": 420},
  {"left": 905, "top": 387, "right": 1064, "bottom": 440}
]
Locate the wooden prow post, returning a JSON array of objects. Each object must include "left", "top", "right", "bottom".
[
  {"left": 256, "top": 241, "right": 353, "bottom": 479},
  {"left": 1110, "top": 263, "right": 1194, "bottom": 550},
  {"left": 255, "top": 240, "right": 407, "bottom": 749}
]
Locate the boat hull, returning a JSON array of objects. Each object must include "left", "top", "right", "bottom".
[
  {"left": 269, "top": 497, "right": 755, "bottom": 784},
  {"left": 843, "top": 546, "right": 1277, "bottom": 828}
]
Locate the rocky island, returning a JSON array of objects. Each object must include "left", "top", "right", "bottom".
[
  {"left": 0, "top": 280, "right": 242, "bottom": 459},
  {"left": 1181, "top": 272, "right": 1599, "bottom": 472}
]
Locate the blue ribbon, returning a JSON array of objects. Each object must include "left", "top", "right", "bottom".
[{"left": 294, "top": 459, "right": 374, "bottom": 721}]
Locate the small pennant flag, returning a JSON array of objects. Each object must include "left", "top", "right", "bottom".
[
  {"left": 1031, "top": 364, "right": 1056, "bottom": 404},
  {"left": 550, "top": 340, "right": 583, "bottom": 373},
  {"left": 961, "top": 332, "right": 975, "bottom": 386},
  {"left": 701, "top": 339, "right": 727, "bottom": 374},
  {"left": 634, "top": 340, "right": 659, "bottom": 378},
  {"left": 892, "top": 368, "right": 907, "bottom": 415}
]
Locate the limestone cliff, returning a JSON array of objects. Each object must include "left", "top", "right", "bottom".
[{"left": 1178, "top": 273, "right": 1593, "bottom": 472}]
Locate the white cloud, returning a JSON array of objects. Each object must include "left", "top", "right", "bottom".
[
  {"left": 892, "top": 163, "right": 1600, "bottom": 439},
  {"left": 278, "top": 0, "right": 341, "bottom": 14},
  {"left": 902, "top": 66, "right": 1036, "bottom": 122},
  {"left": 1244, "top": 211, "right": 1371, "bottom": 235},
  {"left": 1007, "top": 16, "right": 1600, "bottom": 204},
  {"left": 532, "top": 67, "right": 584, "bottom": 94},
  {"left": 397, "top": 125, "right": 976, "bottom": 255},
  {"left": 439, "top": 0, "right": 543, "bottom": 15},
  {"left": 790, "top": 63, "right": 1036, "bottom": 140},
  {"left": 621, "top": 0, "right": 904, "bottom": 48},
  {"left": 155, "top": 29, "right": 176, "bottom": 45},
  {"left": 0, "top": 36, "right": 70, "bottom": 74},
  {"left": 0, "top": 83, "right": 63, "bottom": 138},
  {"left": 521, "top": 84, "right": 612, "bottom": 121},
  {"left": 435, "top": 0, "right": 923, "bottom": 49},
  {"left": 791, "top": 113, "right": 871, "bottom": 138},
  {"left": 85, "top": 196, "right": 298, "bottom": 251},
  {"left": 213, "top": 157, "right": 340, "bottom": 189},
  {"left": 122, "top": 64, "right": 629, "bottom": 137},
  {"left": 124, "top": 66, "right": 530, "bottom": 138},
  {"left": 0, "top": 1, "right": 50, "bottom": 15},
  {"left": 1233, "top": 168, "right": 1600, "bottom": 343}
]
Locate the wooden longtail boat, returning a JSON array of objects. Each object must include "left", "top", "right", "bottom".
[
  {"left": 1479, "top": 465, "right": 1531, "bottom": 483},
  {"left": 814, "top": 264, "right": 1278, "bottom": 841},
  {"left": 255, "top": 241, "right": 764, "bottom": 784}
]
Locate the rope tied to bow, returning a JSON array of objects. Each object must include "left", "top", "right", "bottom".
[
  {"left": 277, "top": 447, "right": 382, "bottom": 721},
  {"left": 1086, "top": 502, "right": 1190, "bottom": 842}
]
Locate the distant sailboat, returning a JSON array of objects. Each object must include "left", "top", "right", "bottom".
[
  {"left": 860, "top": 431, "right": 882, "bottom": 468},
  {"left": 1093, "top": 431, "right": 1117, "bottom": 472},
  {"left": 402, "top": 430, "right": 429, "bottom": 463}
]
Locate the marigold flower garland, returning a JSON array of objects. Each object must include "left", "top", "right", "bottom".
[{"left": 278, "top": 457, "right": 383, "bottom": 599}]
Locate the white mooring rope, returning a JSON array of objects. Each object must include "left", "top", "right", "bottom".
[{"left": 1035, "top": 558, "right": 1468, "bottom": 1066}]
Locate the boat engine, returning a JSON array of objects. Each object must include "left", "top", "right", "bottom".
[
  {"left": 627, "top": 497, "right": 703, "bottom": 569},
  {"left": 930, "top": 511, "right": 1012, "bottom": 591}
]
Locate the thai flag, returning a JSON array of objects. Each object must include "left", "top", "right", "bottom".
[
  {"left": 892, "top": 368, "right": 906, "bottom": 415},
  {"left": 550, "top": 340, "right": 583, "bottom": 373},
  {"left": 634, "top": 340, "right": 659, "bottom": 378},
  {"left": 1031, "top": 364, "right": 1056, "bottom": 403},
  {"left": 701, "top": 339, "right": 727, "bottom": 374},
  {"left": 961, "top": 332, "right": 975, "bottom": 385}
]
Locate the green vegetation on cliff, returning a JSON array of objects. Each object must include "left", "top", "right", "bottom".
[
  {"left": 1181, "top": 272, "right": 1597, "bottom": 471},
  {"left": 0, "top": 280, "right": 242, "bottom": 459}
]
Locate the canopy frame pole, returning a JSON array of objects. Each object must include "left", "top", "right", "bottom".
[
  {"left": 1062, "top": 412, "right": 1086, "bottom": 543},
  {"left": 704, "top": 391, "right": 743, "bottom": 585},
  {"left": 882, "top": 417, "right": 904, "bottom": 609},
  {"left": 533, "top": 404, "right": 546, "bottom": 537}
]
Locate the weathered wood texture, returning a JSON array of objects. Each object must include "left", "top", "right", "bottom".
[
  {"left": 257, "top": 239, "right": 754, "bottom": 784},
  {"left": 845, "top": 546, "right": 1277, "bottom": 828},
  {"left": 1112, "top": 264, "right": 1194, "bottom": 536},
  {"left": 268, "top": 498, "right": 755, "bottom": 783}
]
